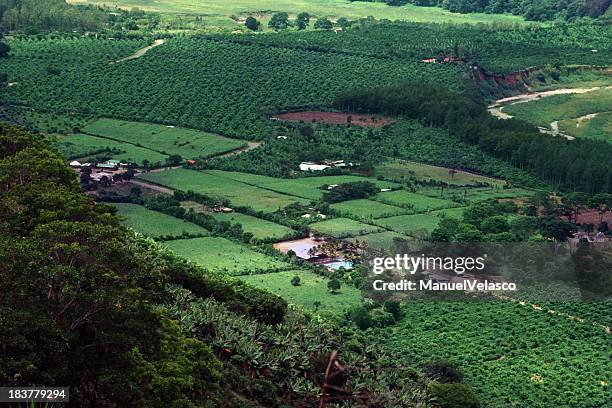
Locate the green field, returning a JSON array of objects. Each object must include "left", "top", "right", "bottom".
[
  {"left": 373, "top": 207, "right": 465, "bottom": 236},
  {"left": 378, "top": 301, "right": 611, "bottom": 407},
  {"left": 164, "top": 236, "right": 292, "bottom": 274},
  {"left": 558, "top": 112, "right": 612, "bottom": 142},
  {"left": 83, "top": 118, "right": 246, "bottom": 159},
  {"left": 140, "top": 168, "right": 308, "bottom": 212},
  {"left": 374, "top": 190, "right": 459, "bottom": 212},
  {"left": 204, "top": 171, "right": 399, "bottom": 200},
  {"left": 347, "top": 231, "right": 410, "bottom": 252},
  {"left": 241, "top": 270, "right": 361, "bottom": 314},
  {"left": 418, "top": 186, "right": 533, "bottom": 203},
  {"left": 331, "top": 199, "right": 408, "bottom": 219},
  {"left": 55, "top": 133, "right": 168, "bottom": 165},
  {"left": 503, "top": 88, "right": 612, "bottom": 131},
  {"left": 375, "top": 159, "right": 506, "bottom": 187},
  {"left": 68, "top": 0, "right": 525, "bottom": 27},
  {"left": 114, "top": 203, "right": 209, "bottom": 238},
  {"left": 210, "top": 212, "right": 295, "bottom": 241},
  {"left": 310, "top": 217, "right": 381, "bottom": 238}
]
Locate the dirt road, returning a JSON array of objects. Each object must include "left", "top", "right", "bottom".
[{"left": 112, "top": 39, "right": 165, "bottom": 64}]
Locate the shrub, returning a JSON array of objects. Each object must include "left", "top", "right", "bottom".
[
  {"left": 424, "top": 360, "right": 464, "bottom": 383},
  {"left": 428, "top": 382, "right": 479, "bottom": 408}
]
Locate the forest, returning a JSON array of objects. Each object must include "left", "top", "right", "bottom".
[{"left": 353, "top": 0, "right": 611, "bottom": 21}]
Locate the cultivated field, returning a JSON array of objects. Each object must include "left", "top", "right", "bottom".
[
  {"left": 375, "top": 159, "right": 506, "bottom": 187},
  {"left": 380, "top": 300, "right": 611, "bottom": 407},
  {"left": 140, "top": 168, "right": 309, "bottom": 212},
  {"left": 164, "top": 236, "right": 292, "bottom": 274},
  {"left": 241, "top": 270, "right": 361, "bottom": 314},
  {"left": 374, "top": 190, "right": 459, "bottom": 212},
  {"left": 310, "top": 217, "right": 381, "bottom": 238},
  {"left": 83, "top": 118, "right": 246, "bottom": 159},
  {"left": 210, "top": 212, "right": 295, "bottom": 241},
  {"left": 347, "top": 231, "right": 410, "bottom": 252},
  {"left": 330, "top": 198, "right": 409, "bottom": 219},
  {"left": 55, "top": 133, "right": 168, "bottom": 165},
  {"left": 373, "top": 207, "right": 465, "bottom": 236},
  {"left": 114, "top": 203, "right": 209, "bottom": 238}
]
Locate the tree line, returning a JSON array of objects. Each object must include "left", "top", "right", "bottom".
[
  {"left": 334, "top": 81, "right": 612, "bottom": 195},
  {"left": 350, "top": 0, "right": 610, "bottom": 21}
]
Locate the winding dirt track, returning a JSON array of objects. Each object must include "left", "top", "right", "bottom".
[
  {"left": 112, "top": 39, "right": 165, "bottom": 64},
  {"left": 488, "top": 86, "right": 609, "bottom": 140}
]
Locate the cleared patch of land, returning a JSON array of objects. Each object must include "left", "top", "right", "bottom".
[
  {"left": 374, "top": 190, "right": 459, "bottom": 212},
  {"left": 310, "top": 217, "right": 381, "bottom": 238},
  {"left": 241, "top": 270, "right": 361, "bottom": 314},
  {"left": 113, "top": 39, "right": 165, "bottom": 63},
  {"left": 139, "top": 168, "right": 308, "bottom": 213},
  {"left": 375, "top": 160, "right": 505, "bottom": 187},
  {"left": 331, "top": 199, "right": 409, "bottom": 219},
  {"left": 83, "top": 118, "right": 246, "bottom": 160},
  {"left": 271, "top": 111, "right": 393, "bottom": 128},
  {"left": 259, "top": 176, "right": 399, "bottom": 200},
  {"left": 113, "top": 203, "right": 209, "bottom": 238},
  {"left": 164, "top": 236, "right": 292, "bottom": 274},
  {"left": 55, "top": 133, "right": 168, "bottom": 165}
]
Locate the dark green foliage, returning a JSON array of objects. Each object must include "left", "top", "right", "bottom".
[
  {"left": 296, "top": 12, "right": 310, "bottom": 30},
  {"left": 291, "top": 275, "right": 301, "bottom": 286},
  {"left": 423, "top": 360, "right": 463, "bottom": 383},
  {"left": 427, "top": 382, "right": 480, "bottom": 408},
  {"left": 245, "top": 16, "right": 260, "bottom": 31},
  {"left": 0, "top": 124, "right": 224, "bottom": 406},
  {"left": 0, "top": 0, "right": 106, "bottom": 32},
  {"left": 328, "top": 277, "right": 341, "bottom": 293},
  {"left": 268, "top": 12, "right": 289, "bottom": 30},
  {"left": 324, "top": 181, "right": 378, "bottom": 203},
  {"left": 314, "top": 17, "right": 333, "bottom": 30}
]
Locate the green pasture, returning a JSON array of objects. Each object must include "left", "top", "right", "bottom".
[
  {"left": 83, "top": 118, "right": 245, "bottom": 160},
  {"left": 114, "top": 203, "right": 209, "bottom": 238},
  {"left": 558, "top": 112, "right": 612, "bottom": 142},
  {"left": 310, "top": 217, "right": 381, "bottom": 238},
  {"left": 375, "top": 159, "right": 505, "bottom": 187},
  {"left": 418, "top": 186, "right": 533, "bottom": 203},
  {"left": 374, "top": 190, "right": 459, "bottom": 212},
  {"left": 503, "top": 88, "right": 612, "bottom": 129},
  {"left": 68, "top": 0, "right": 525, "bottom": 27},
  {"left": 55, "top": 133, "right": 167, "bottom": 165},
  {"left": 164, "top": 236, "right": 292, "bottom": 274},
  {"left": 139, "top": 168, "right": 308, "bottom": 212},
  {"left": 211, "top": 212, "right": 295, "bottom": 241},
  {"left": 373, "top": 207, "right": 465, "bottom": 236},
  {"left": 331, "top": 199, "right": 408, "bottom": 219},
  {"left": 241, "top": 270, "right": 361, "bottom": 314}
]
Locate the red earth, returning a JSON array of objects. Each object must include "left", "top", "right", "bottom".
[
  {"left": 271, "top": 111, "right": 393, "bottom": 128},
  {"left": 561, "top": 210, "right": 612, "bottom": 226}
]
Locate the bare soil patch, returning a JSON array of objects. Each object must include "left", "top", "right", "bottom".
[{"left": 271, "top": 111, "right": 393, "bottom": 128}]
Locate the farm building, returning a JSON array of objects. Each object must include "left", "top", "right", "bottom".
[{"left": 299, "top": 162, "right": 330, "bottom": 171}]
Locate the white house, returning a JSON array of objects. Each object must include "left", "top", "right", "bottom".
[{"left": 299, "top": 162, "right": 330, "bottom": 171}]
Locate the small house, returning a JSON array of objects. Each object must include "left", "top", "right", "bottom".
[
  {"left": 299, "top": 162, "right": 330, "bottom": 171},
  {"left": 69, "top": 160, "right": 82, "bottom": 168}
]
